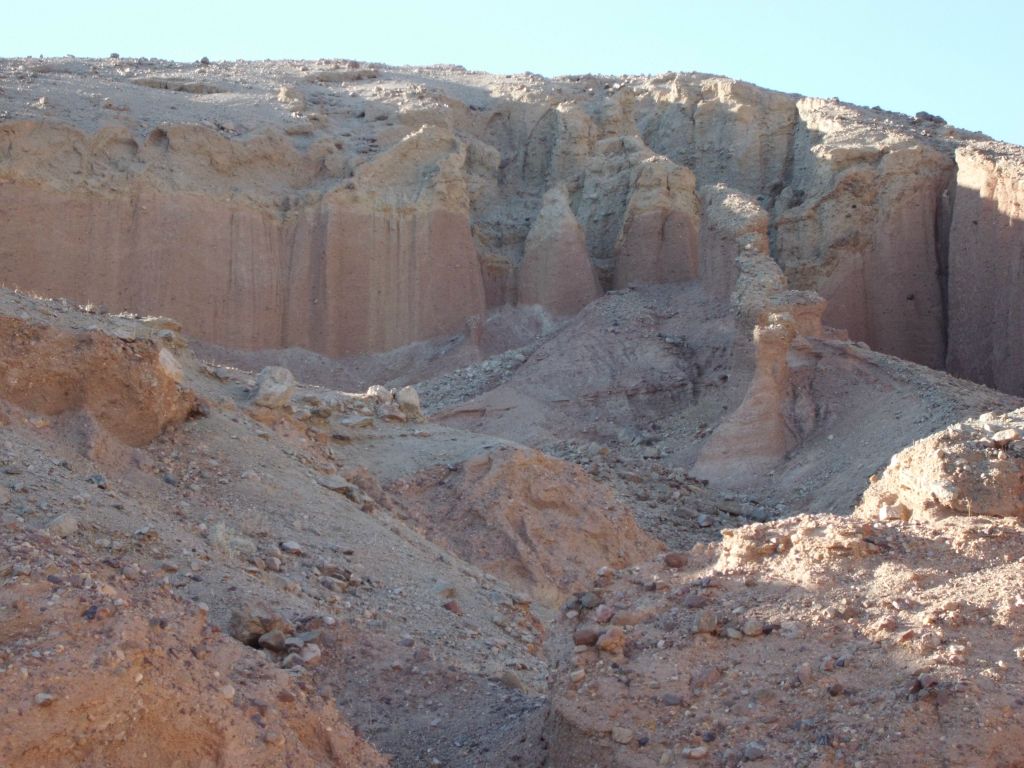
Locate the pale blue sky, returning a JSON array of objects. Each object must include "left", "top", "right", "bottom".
[{"left": 6, "top": 0, "right": 1022, "bottom": 145}]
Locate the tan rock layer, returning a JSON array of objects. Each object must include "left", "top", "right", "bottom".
[{"left": 1, "top": 67, "right": 1023, "bottom": 392}]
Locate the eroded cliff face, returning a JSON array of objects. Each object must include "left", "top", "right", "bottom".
[
  {"left": 946, "top": 143, "right": 1024, "bottom": 394},
  {"left": 0, "top": 58, "right": 1021, "bottom": 391}
]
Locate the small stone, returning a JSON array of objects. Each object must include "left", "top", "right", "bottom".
[
  {"left": 796, "top": 661, "right": 814, "bottom": 686},
  {"left": 569, "top": 668, "right": 586, "bottom": 683},
  {"left": 34, "top": 692, "right": 56, "bottom": 707},
  {"left": 682, "top": 745, "right": 709, "bottom": 760},
  {"left": 293, "top": 629, "right": 322, "bottom": 644},
  {"left": 122, "top": 564, "right": 141, "bottom": 580},
  {"left": 661, "top": 692, "right": 685, "bottom": 706},
  {"left": 219, "top": 684, "right": 236, "bottom": 700},
  {"left": 743, "top": 741, "right": 766, "bottom": 761},
  {"left": 228, "top": 607, "right": 293, "bottom": 645},
  {"left": 44, "top": 513, "right": 78, "bottom": 538},
  {"left": 281, "top": 652, "right": 303, "bottom": 669},
  {"left": 263, "top": 729, "right": 286, "bottom": 747},
  {"left": 258, "top": 630, "right": 287, "bottom": 652},
  {"left": 741, "top": 618, "right": 763, "bottom": 637},
  {"left": 443, "top": 600, "right": 463, "bottom": 616},
  {"left": 694, "top": 610, "right": 718, "bottom": 634},
  {"left": 682, "top": 592, "right": 706, "bottom": 609},
  {"left": 916, "top": 672, "right": 939, "bottom": 690},
  {"left": 664, "top": 552, "right": 687, "bottom": 568},
  {"left": 611, "top": 726, "right": 634, "bottom": 745},
  {"left": 280, "top": 541, "right": 303, "bottom": 556},
  {"left": 499, "top": 669, "right": 527, "bottom": 691},
  {"left": 573, "top": 627, "right": 600, "bottom": 646},
  {"left": 580, "top": 592, "right": 601, "bottom": 609},
  {"left": 724, "top": 627, "right": 743, "bottom": 640},
  {"left": 317, "top": 475, "right": 357, "bottom": 493},
  {"left": 596, "top": 626, "right": 626, "bottom": 654},
  {"left": 396, "top": 386, "right": 421, "bottom": 418},
  {"left": 299, "top": 643, "right": 322, "bottom": 666},
  {"left": 594, "top": 604, "right": 615, "bottom": 623},
  {"left": 251, "top": 366, "right": 295, "bottom": 408},
  {"left": 991, "top": 428, "right": 1020, "bottom": 448}
]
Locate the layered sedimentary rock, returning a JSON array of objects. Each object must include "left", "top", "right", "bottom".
[
  {"left": 858, "top": 408, "right": 1024, "bottom": 522},
  {"left": 610, "top": 157, "right": 700, "bottom": 288},
  {"left": 1, "top": 58, "right": 1022, "bottom": 392},
  {"left": 772, "top": 110, "right": 954, "bottom": 369},
  {"left": 946, "top": 143, "right": 1024, "bottom": 394},
  {"left": 517, "top": 186, "right": 600, "bottom": 314},
  {"left": 0, "top": 120, "right": 486, "bottom": 357}
]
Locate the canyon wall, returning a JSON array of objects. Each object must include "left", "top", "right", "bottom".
[
  {"left": 946, "top": 142, "right": 1024, "bottom": 394},
  {"left": 0, "top": 120, "right": 486, "bottom": 356},
  {"left": 0, "top": 59, "right": 1021, "bottom": 391}
]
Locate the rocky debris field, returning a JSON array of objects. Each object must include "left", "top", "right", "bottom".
[
  {"left": 551, "top": 509, "right": 1024, "bottom": 767},
  {"left": 0, "top": 274, "right": 1022, "bottom": 767}
]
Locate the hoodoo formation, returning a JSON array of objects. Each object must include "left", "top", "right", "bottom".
[{"left": 1, "top": 55, "right": 1023, "bottom": 768}]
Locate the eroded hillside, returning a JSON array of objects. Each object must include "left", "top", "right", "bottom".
[
  {"left": 1, "top": 56, "right": 1022, "bottom": 393},
  {"left": 2, "top": 56, "right": 1024, "bottom": 768}
]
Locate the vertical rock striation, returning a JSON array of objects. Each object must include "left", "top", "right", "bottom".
[
  {"left": 946, "top": 142, "right": 1024, "bottom": 394},
  {"left": 0, "top": 60, "right": 1022, "bottom": 392}
]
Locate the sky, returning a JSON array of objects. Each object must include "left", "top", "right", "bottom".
[{"left": 5, "top": 0, "right": 1022, "bottom": 145}]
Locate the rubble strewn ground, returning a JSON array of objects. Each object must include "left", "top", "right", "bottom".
[{"left": 0, "top": 281, "right": 1022, "bottom": 767}]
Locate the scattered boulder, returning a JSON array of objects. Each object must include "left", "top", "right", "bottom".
[
  {"left": 258, "top": 629, "right": 287, "bottom": 652},
  {"left": 228, "top": 607, "right": 294, "bottom": 646},
  {"left": 596, "top": 626, "right": 626, "bottom": 654},
  {"left": 573, "top": 627, "right": 601, "bottom": 646},
  {"left": 44, "top": 513, "right": 78, "bottom": 538},
  {"left": 664, "top": 552, "right": 688, "bottom": 568},
  {"left": 364, "top": 385, "right": 391, "bottom": 404},
  {"left": 251, "top": 366, "right": 295, "bottom": 408},
  {"left": 396, "top": 385, "right": 422, "bottom": 418}
]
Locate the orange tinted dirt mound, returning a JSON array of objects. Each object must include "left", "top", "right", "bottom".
[
  {"left": 0, "top": 313, "right": 198, "bottom": 446},
  {"left": 0, "top": 529, "right": 387, "bottom": 768},
  {"left": 392, "top": 447, "right": 662, "bottom": 605}
]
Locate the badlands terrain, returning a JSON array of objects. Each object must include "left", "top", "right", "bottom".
[{"left": 0, "top": 55, "right": 1023, "bottom": 767}]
